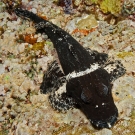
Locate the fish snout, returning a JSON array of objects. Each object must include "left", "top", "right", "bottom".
[{"left": 90, "top": 111, "right": 118, "bottom": 129}]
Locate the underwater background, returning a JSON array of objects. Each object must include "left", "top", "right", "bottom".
[{"left": 0, "top": 0, "right": 135, "bottom": 134}]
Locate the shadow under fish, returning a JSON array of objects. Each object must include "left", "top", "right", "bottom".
[{"left": 14, "top": 8, "right": 126, "bottom": 129}]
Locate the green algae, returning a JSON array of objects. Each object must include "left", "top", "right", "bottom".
[
  {"left": 52, "top": 123, "right": 73, "bottom": 135},
  {"left": 31, "top": 42, "right": 45, "bottom": 52},
  {"left": 4, "top": 75, "right": 10, "bottom": 81},
  {"left": 117, "top": 52, "right": 134, "bottom": 58},
  {"left": 91, "top": 0, "right": 122, "bottom": 14},
  {"left": 76, "top": 14, "right": 98, "bottom": 30},
  {"left": 52, "top": 123, "right": 95, "bottom": 135},
  {"left": 0, "top": 130, "right": 8, "bottom": 135},
  {"left": 26, "top": 41, "right": 46, "bottom": 56}
]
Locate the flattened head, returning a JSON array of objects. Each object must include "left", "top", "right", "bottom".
[
  {"left": 90, "top": 107, "right": 118, "bottom": 129},
  {"left": 67, "top": 68, "right": 119, "bottom": 129},
  {"left": 81, "top": 84, "right": 118, "bottom": 129}
]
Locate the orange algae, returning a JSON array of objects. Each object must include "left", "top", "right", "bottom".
[
  {"left": 24, "top": 34, "right": 37, "bottom": 44},
  {"left": 72, "top": 27, "right": 97, "bottom": 36},
  {"left": 38, "top": 13, "right": 48, "bottom": 20},
  {"left": 39, "top": 15, "right": 47, "bottom": 20}
]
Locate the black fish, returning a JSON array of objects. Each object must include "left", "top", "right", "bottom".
[{"left": 15, "top": 8, "right": 126, "bottom": 129}]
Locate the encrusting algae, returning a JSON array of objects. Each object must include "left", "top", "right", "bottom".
[
  {"left": 99, "top": 0, "right": 122, "bottom": 14},
  {"left": 76, "top": 14, "right": 98, "bottom": 30},
  {"left": 24, "top": 34, "right": 37, "bottom": 44},
  {"left": 117, "top": 52, "right": 134, "bottom": 59},
  {"left": 72, "top": 28, "right": 97, "bottom": 36},
  {"left": 0, "top": 26, "right": 4, "bottom": 34},
  {"left": 71, "top": 14, "right": 98, "bottom": 36},
  {"left": 29, "top": 42, "right": 46, "bottom": 55},
  {"left": 87, "top": 0, "right": 122, "bottom": 14}
]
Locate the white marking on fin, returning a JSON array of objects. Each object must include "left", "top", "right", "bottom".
[
  {"left": 107, "top": 123, "right": 111, "bottom": 128},
  {"left": 58, "top": 38, "right": 62, "bottom": 41},
  {"left": 55, "top": 82, "right": 67, "bottom": 96},
  {"left": 104, "top": 64, "right": 117, "bottom": 73},
  {"left": 35, "top": 21, "right": 52, "bottom": 30},
  {"left": 66, "top": 63, "right": 100, "bottom": 80},
  {"left": 68, "top": 44, "right": 73, "bottom": 50}
]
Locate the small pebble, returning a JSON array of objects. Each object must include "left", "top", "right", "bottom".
[{"left": 31, "top": 8, "right": 37, "bottom": 14}]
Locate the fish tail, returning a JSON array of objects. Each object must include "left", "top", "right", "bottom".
[{"left": 14, "top": 8, "right": 43, "bottom": 23}]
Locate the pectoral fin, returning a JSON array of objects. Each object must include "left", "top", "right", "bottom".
[
  {"left": 48, "top": 82, "right": 75, "bottom": 112},
  {"left": 40, "top": 60, "right": 65, "bottom": 94}
]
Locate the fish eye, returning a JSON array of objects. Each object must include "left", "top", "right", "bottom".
[
  {"left": 101, "top": 83, "right": 108, "bottom": 95},
  {"left": 81, "top": 88, "right": 92, "bottom": 103},
  {"left": 96, "top": 83, "right": 109, "bottom": 97}
]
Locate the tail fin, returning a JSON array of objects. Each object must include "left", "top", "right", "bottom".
[{"left": 14, "top": 8, "right": 43, "bottom": 23}]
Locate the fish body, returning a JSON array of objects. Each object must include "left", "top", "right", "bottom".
[{"left": 15, "top": 8, "right": 126, "bottom": 129}]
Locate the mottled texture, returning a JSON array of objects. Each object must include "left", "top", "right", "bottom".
[
  {"left": 15, "top": 8, "right": 126, "bottom": 129},
  {"left": 58, "top": 0, "right": 73, "bottom": 14}
]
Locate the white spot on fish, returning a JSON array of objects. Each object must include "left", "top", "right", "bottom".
[
  {"left": 107, "top": 123, "right": 111, "bottom": 128},
  {"left": 66, "top": 63, "right": 100, "bottom": 80},
  {"left": 104, "top": 63, "right": 117, "bottom": 73},
  {"left": 55, "top": 82, "right": 67, "bottom": 96},
  {"left": 58, "top": 38, "right": 63, "bottom": 41}
]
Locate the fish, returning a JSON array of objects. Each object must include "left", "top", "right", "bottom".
[{"left": 14, "top": 8, "right": 126, "bottom": 129}]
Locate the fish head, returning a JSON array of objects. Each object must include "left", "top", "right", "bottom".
[{"left": 67, "top": 69, "right": 118, "bottom": 129}]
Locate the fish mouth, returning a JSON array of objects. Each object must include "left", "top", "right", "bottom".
[{"left": 90, "top": 111, "right": 118, "bottom": 129}]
